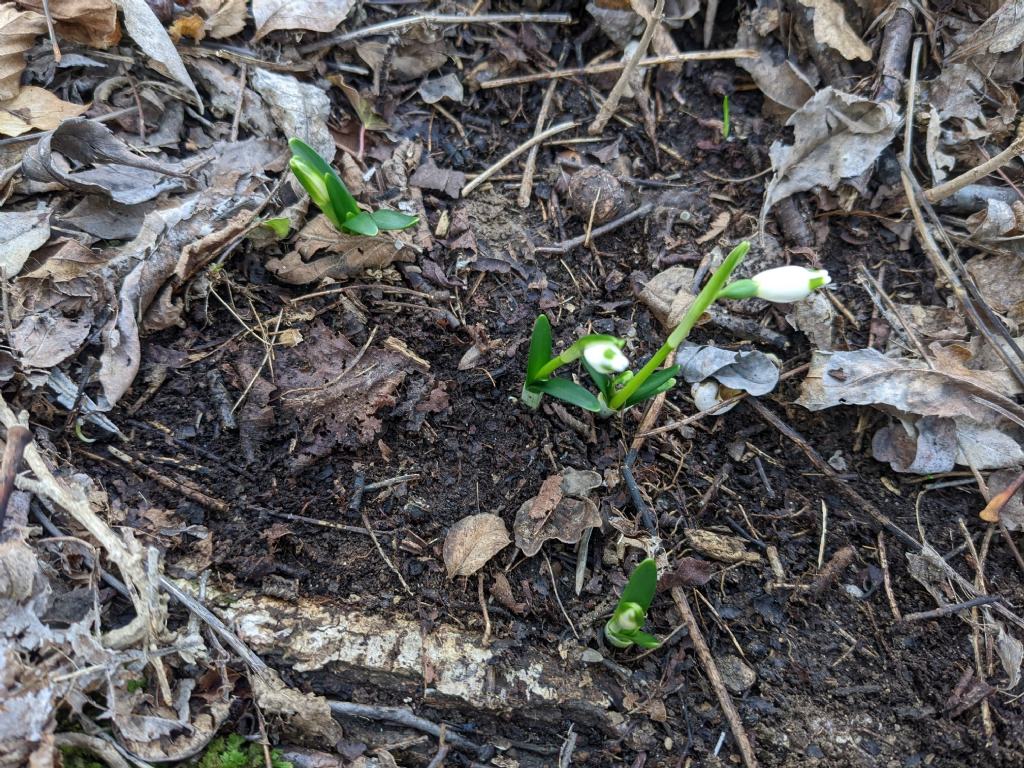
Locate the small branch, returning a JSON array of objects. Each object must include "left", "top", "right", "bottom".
[
  {"left": 53, "top": 734, "right": 130, "bottom": 768},
  {"left": 328, "top": 701, "right": 482, "bottom": 754},
  {"left": 671, "top": 587, "right": 759, "bottom": 768},
  {"left": 902, "top": 596, "right": 1001, "bottom": 623},
  {"left": 925, "top": 124, "right": 1024, "bottom": 204},
  {"left": 362, "top": 509, "right": 413, "bottom": 596},
  {"left": 300, "top": 12, "right": 573, "bottom": 54},
  {"left": 877, "top": 532, "right": 902, "bottom": 621},
  {"left": 589, "top": 0, "right": 665, "bottom": 136},
  {"left": 518, "top": 67, "right": 561, "bottom": 208},
  {"left": 0, "top": 425, "right": 32, "bottom": 530},
  {"left": 534, "top": 202, "right": 654, "bottom": 254},
  {"left": 482, "top": 49, "right": 757, "bottom": 89},
  {"left": 462, "top": 121, "right": 576, "bottom": 197}
]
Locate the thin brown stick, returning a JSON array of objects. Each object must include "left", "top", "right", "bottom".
[
  {"left": 478, "top": 573, "right": 491, "bottom": 646},
  {"left": 925, "top": 124, "right": 1024, "bottom": 204},
  {"left": 671, "top": 587, "right": 759, "bottom": 768},
  {"left": 544, "top": 551, "right": 579, "bottom": 639},
  {"left": 589, "top": 0, "right": 665, "bottom": 136},
  {"left": 40, "top": 0, "right": 61, "bottom": 61},
  {"left": 518, "top": 64, "right": 561, "bottom": 208},
  {"left": 483, "top": 49, "right": 757, "bottom": 89},
  {"left": 462, "top": 121, "right": 576, "bottom": 197},
  {"left": 902, "top": 596, "right": 1001, "bottom": 622},
  {"left": 300, "top": 12, "right": 573, "bottom": 53},
  {"left": 0, "top": 425, "right": 32, "bottom": 530},
  {"left": 362, "top": 509, "right": 413, "bottom": 596},
  {"left": 877, "top": 532, "right": 902, "bottom": 621},
  {"left": 535, "top": 202, "right": 654, "bottom": 254}
]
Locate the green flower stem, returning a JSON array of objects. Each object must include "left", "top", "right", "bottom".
[
  {"left": 607, "top": 241, "right": 749, "bottom": 411},
  {"left": 533, "top": 353, "right": 573, "bottom": 382}
]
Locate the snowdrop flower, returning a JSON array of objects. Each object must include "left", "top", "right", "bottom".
[
  {"left": 691, "top": 380, "right": 738, "bottom": 414},
  {"left": 583, "top": 339, "right": 630, "bottom": 375},
  {"left": 719, "top": 266, "right": 831, "bottom": 303}
]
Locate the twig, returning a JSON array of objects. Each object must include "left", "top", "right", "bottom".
[
  {"left": 230, "top": 63, "right": 247, "bottom": 143},
  {"left": 0, "top": 425, "right": 31, "bottom": 530},
  {"left": 902, "top": 596, "right": 1001, "bottom": 622},
  {"left": 462, "top": 121, "right": 576, "bottom": 197},
  {"left": 623, "top": 450, "right": 658, "bottom": 536},
  {"left": 534, "top": 202, "right": 654, "bottom": 254},
  {"left": 544, "top": 551, "right": 579, "bottom": 639},
  {"left": 328, "top": 701, "right": 482, "bottom": 754},
  {"left": 53, "top": 734, "right": 130, "bottom": 768},
  {"left": 518, "top": 54, "right": 563, "bottom": 208},
  {"left": 670, "top": 587, "right": 759, "bottom": 768},
  {"left": 589, "top": 0, "right": 665, "bottom": 136},
  {"left": 877, "top": 532, "right": 902, "bottom": 620},
  {"left": 980, "top": 468, "right": 1024, "bottom": 523},
  {"left": 362, "top": 510, "right": 413, "bottom": 596},
  {"left": 817, "top": 500, "right": 828, "bottom": 569},
  {"left": 482, "top": 49, "right": 757, "bottom": 89},
  {"left": 426, "top": 727, "right": 449, "bottom": 768},
  {"left": 478, "top": 572, "right": 491, "bottom": 646},
  {"left": 40, "top": 0, "right": 61, "bottom": 62},
  {"left": 811, "top": 544, "right": 855, "bottom": 596},
  {"left": 558, "top": 725, "right": 578, "bottom": 768},
  {"left": 300, "top": 12, "right": 573, "bottom": 53},
  {"left": 925, "top": 123, "right": 1024, "bottom": 204},
  {"left": 901, "top": 37, "right": 922, "bottom": 167}
]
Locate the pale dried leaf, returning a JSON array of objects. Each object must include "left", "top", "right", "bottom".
[
  {"left": 989, "top": 469, "right": 1024, "bottom": 531},
  {"left": 443, "top": 514, "right": 511, "bottom": 578},
  {"left": 0, "top": 210, "right": 50, "bottom": 276},
  {"left": 786, "top": 290, "right": 834, "bottom": 350},
  {"left": 0, "top": 87, "right": 88, "bottom": 137},
  {"left": 762, "top": 88, "right": 899, "bottom": 221},
  {"left": 251, "top": 68, "right": 334, "bottom": 161},
  {"left": 676, "top": 343, "right": 780, "bottom": 396},
  {"left": 736, "top": 19, "right": 815, "bottom": 111},
  {"left": 193, "top": 0, "right": 246, "bottom": 38},
  {"left": 797, "top": 0, "right": 871, "bottom": 61},
  {"left": 419, "top": 73, "right": 464, "bottom": 104},
  {"left": 0, "top": 5, "right": 45, "bottom": 101},
  {"left": 949, "top": 0, "right": 1024, "bottom": 61},
  {"left": 640, "top": 266, "right": 695, "bottom": 329},
  {"left": 253, "top": 0, "right": 354, "bottom": 40},
  {"left": 997, "top": 623, "right": 1023, "bottom": 689},
  {"left": 966, "top": 252, "right": 1024, "bottom": 325},
  {"left": 115, "top": 0, "right": 200, "bottom": 104},
  {"left": 924, "top": 106, "right": 955, "bottom": 184}
]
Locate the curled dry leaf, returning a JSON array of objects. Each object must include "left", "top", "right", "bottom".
[
  {"left": 786, "top": 291, "right": 834, "bottom": 350},
  {"left": 966, "top": 251, "right": 1024, "bottom": 325},
  {"left": 192, "top": 0, "right": 247, "bottom": 39},
  {"left": 736, "top": 19, "right": 815, "bottom": 112},
  {"left": 0, "top": 86, "right": 88, "bottom": 137},
  {"left": 253, "top": 0, "right": 355, "bottom": 41},
  {"left": 514, "top": 468, "right": 602, "bottom": 557},
  {"left": 443, "top": 513, "right": 511, "bottom": 578},
  {"left": 0, "top": 5, "right": 45, "bottom": 101},
  {"left": 797, "top": 0, "right": 871, "bottom": 62},
  {"left": 762, "top": 88, "right": 899, "bottom": 224},
  {"left": 676, "top": 342, "right": 780, "bottom": 396},
  {"left": 22, "top": 118, "right": 190, "bottom": 204}
]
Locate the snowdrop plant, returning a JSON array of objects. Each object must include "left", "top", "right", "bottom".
[
  {"left": 288, "top": 138, "right": 418, "bottom": 237},
  {"left": 521, "top": 242, "right": 832, "bottom": 415},
  {"left": 605, "top": 558, "right": 660, "bottom": 649}
]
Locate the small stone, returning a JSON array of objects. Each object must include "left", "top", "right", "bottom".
[
  {"left": 716, "top": 653, "right": 757, "bottom": 694},
  {"left": 567, "top": 166, "right": 630, "bottom": 225}
]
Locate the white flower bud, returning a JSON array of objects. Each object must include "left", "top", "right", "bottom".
[
  {"left": 750, "top": 266, "right": 831, "bottom": 303},
  {"left": 583, "top": 340, "right": 629, "bottom": 375},
  {"left": 691, "top": 380, "right": 738, "bottom": 414}
]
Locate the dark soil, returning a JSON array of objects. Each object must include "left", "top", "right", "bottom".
[{"left": 29, "top": 13, "right": 1024, "bottom": 768}]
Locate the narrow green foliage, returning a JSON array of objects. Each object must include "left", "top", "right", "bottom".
[
  {"left": 198, "top": 734, "right": 292, "bottom": 768},
  {"left": 261, "top": 217, "right": 291, "bottom": 238},
  {"left": 525, "top": 314, "right": 553, "bottom": 384},
  {"left": 530, "top": 377, "right": 602, "bottom": 412},
  {"left": 722, "top": 94, "right": 731, "bottom": 140},
  {"left": 605, "top": 558, "right": 660, "bottom": 650},
  {"left": 287, "top": 138, "right": 418, "bottom": 237}
]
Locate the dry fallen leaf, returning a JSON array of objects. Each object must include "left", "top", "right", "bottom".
[
  {"left": 252, "top": 0, "right": 355, "bottom": 41},
  {"left": 443, "top": 513, "right": 511, "bottom": 578},
  {"left": 265, "top": 216, "right": 416, "bottom": 284},
  {"left": 18, "top": 0, "right": 120, "bottom": 49},
  {"left": 514, "top": 469, "right": 603, "bottom": 557},
  {"left": 0, "top": 86, "right": 89, "bottom": 137},
  {"left": 0, "top": 209, "right": 50, "bottom": 276},
  {"left": 0, "top": 5, "right": 45, "bottom": 101},
  {"left": 762, "top": 88, "right": 899, "bottom": 225},
  {"left": 251, "top": 68, "right": 334, "bottom": 161},
  {"left": 193, "top": 0, "right": 246, "bottom": 39},
  {"left": 797, "top": 0, "right": 871, "bottom": 62},
  {"left": 116, "top": 0, "right": 200, "bottom": 105},
  {"left": 736, "top": 19, "right": 815, "bottom": 112}
]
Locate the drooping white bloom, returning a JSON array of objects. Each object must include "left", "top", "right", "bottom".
[
  {"left": 751, "top": 266, "right": 831, "bottom": 303},
  {"left": 691, "top": 380, "right": 738, "bottom": 414},
  {"left": 583, "top": 340, "right": 630, "bottom": 375}
]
